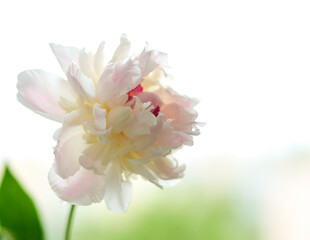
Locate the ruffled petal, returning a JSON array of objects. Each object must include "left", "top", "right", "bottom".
[
  {"left": 50, "top": 43, "right": 80, "bottom": 73},
  {"left": 97, "top": 59, "right": 141, "bottom": 103},
  {"left": 17, "top": 69, "right": 75, "bottom": 122},
  {"left": 129, "top": 163, "right": 162, "bottom": 188},
  {"left": 79, "top": 143, "right": 113, "bottom": 175},
  {"left": 161, "top": 103, "right": 197, "bottom": 133},
  {"left": 54, "top": 110, "right": 87, "bottom": 178},
  {"left": 104, "top": 162, "right": 132, "bottom": 213},
  {"left": 123, "top": 110, "right": 156, "bottom": 139},
  {"left": 151, "top": 157, "right": 185, "bottom": 180},
  {"left": 136, "top": 92, "right": 163, "bottom": 107},
  {"left": 67, "top": 62, "right": 96, "bottom": 101},
  {"left": 106, "top": 106, "right": 132, "bottom": 134},
  {"left": 48, "top": 165, "right": 106, "bottom": 205},
  {"left": 139, "top": 43, "right": 168, "bottom": 77},
  {"left": 155, "top": 87, "right": 198, "bottom": 113},
  {"left": 136, "top": 114, "right": 193, "bottom": 159},
  {"left": 157, "top": 116, "right": 194, "bottom": 146},
  {"left": 109, "top": 34, "right": 131, "bottom": 63}
]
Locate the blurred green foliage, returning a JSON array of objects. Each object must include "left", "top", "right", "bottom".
[
  {"left": 0, "top": 166, "right": 44, "bottom": 240},
  {"left": 73, "top": 191, "right": 258, "bottom": 240}
]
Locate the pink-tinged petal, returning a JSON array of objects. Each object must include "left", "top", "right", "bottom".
[
  {"left": 54, "top": 127, "right": 83, "bottom": 178},
  {"left": 139, "top": 43, "right": 168, "bottom": 77},
  {"left": 123, "top": 110, "right": 156, "bottom": 139},
  {"left": 153, "top": 114, "right": 189, "bottom": 147},
  {"left": 67, "top": 62, "right": 96, "bottom": 101},
  {"left": 136, "top": 92, "right": 163, "bottom": 107},
  {"left": 150, "top": 157, "right": 185, "bottom": 180},
  {"left": 94, "top": 41, "right": 105, "bottom": 77},
  {"left": 158, "top": 119, "right": 194, "bottom": 146},
  {"left": 109, "top": 34, "right": 131, "bottom": 63},
  {"left": 17, "top": 69, "right": 75, "bottom": 122},
  {"left": 50, "top": 43, "right": 80, "bottom": 73},
  {"left": 136, "top": 114, "right": 193, "bottom": 159},
  {"left": 104, "top": 162, "right": 132, "bottom": 213},
  {"left": 155, "top": 87, "right": 198, "bottom": 113},
  {"left": 54, "top": 110, "right": 87, "bottom": 178},
  {"left": 138, "top": 146, "right": 172, "bottom": 159},
  {"left": 161, "top": 103, "right": 197, "bottom": 132},
  {"left": 132, "top": 112, "right": 172, "bottom": 153},
  {"left": 48, "top": 165, "right": 106, "bottom": 205},
  {"left": 97, "top": 59, "right": 141, "bottom": 103}
]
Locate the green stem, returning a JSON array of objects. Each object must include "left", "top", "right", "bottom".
[{"left": 65, "top": 205, "right": 76, "bottom": 240}]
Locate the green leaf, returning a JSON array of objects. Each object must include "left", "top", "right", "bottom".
[{"left": 0, "top": 166, "right": 44, "bottom": 240}]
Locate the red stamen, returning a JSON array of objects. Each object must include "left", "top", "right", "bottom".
[
  {"left": 128, "top": 84, "right": 143, "bottom": 97},
  {"left": 151, "top": 106, "right": 160, "bottom": 117}
]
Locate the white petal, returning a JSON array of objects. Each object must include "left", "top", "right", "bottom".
[
  {"left": 78, "top": 48, "right": 97, "bottom": 80},
  {"left": 123, "top": 110, "right": 156, "bottom": 139},
  {"left": 17, "top": 69, "right": 75, "bottom": 122},
  {"left": 94, "top": 41, "right": 105, "bottom": 77},
  {"left": 152, "top": 157, "right": 185, "bottom": 180},
  {"left": 128, "top": 162, "right": 162, "bottom": 188},
  {"left": 106, "top": 94, "right": 129, "bottom": 108},
  {"left": 141, "top": 68, "right": 165, "bottom": 92},
  {"left": 50, "top": 43, "right": 80, "bottom": 73},
  {"left": 79, "top": 143, "right": 113, "bottom": 175},
  {"left": 110, "top": 34, "right": 131, "bottom": 63},
  {"left": 106, "top": 106, "right": 132, "bottom": 134},
  {"left": 83, "top": 119, "right": 111, "bottom": 143},
  {"left": 93, "top": 103, "right": 107, "bottom": 131},
  {"left": 127, "top": 158, "right": 150, "bottom": 166},
  {"left": 67, "top": 62, "right": 96, "bottom": 101},
  {"left": 104, "top": 162, "right": 132, "bottom": 213},
  {"left": 54, "top": 110, "right": 87, "bottom": 178},
  {"left": 48, "top": 165, "right": 106, "bottom": 205},
  {"left": 97, "top": 59, "right": 141, "bottom": 103}
]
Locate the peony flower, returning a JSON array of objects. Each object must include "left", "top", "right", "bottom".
[{"left": 17, "top": 35, "right": 201, "bottom": 213}]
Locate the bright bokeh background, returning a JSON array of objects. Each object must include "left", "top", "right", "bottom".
[{"left": 1, "top": 0, "right": 310, "bottom": 239}]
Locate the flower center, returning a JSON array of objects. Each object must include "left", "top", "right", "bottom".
[{"left": 127, "top": 84, "right": 161, "bottom": 117}]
